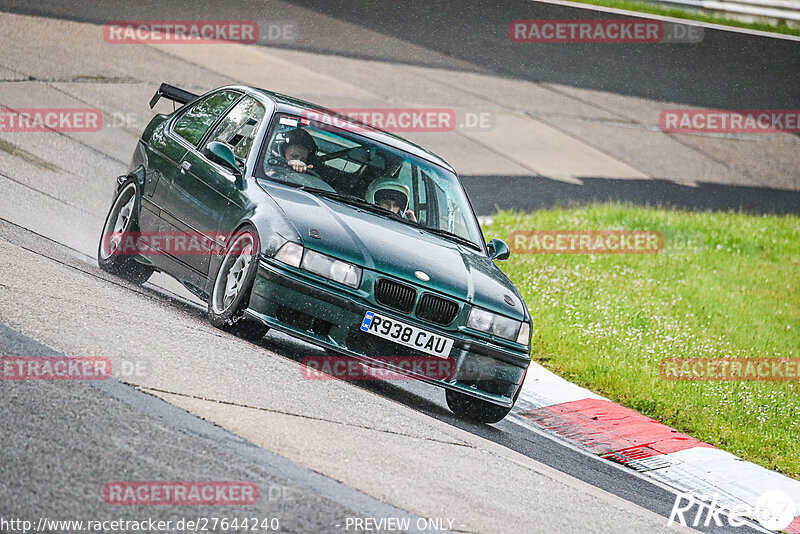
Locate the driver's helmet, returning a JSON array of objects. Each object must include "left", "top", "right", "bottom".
[
  {"left": 277, "top": 128, "right": 317, "bottom": 159},
  {"left": 365, "top": 176, "right": 410, "bottom": 213}
]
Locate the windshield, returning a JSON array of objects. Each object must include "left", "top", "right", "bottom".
[{"left": 255, "top": 113, "right": 484, "bottom": 249}]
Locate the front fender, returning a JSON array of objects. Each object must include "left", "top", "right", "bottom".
[{"left": 203, "top": 179, "right": 301, "bottom": 296}]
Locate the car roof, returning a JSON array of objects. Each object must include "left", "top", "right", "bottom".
[{"left": 240, "top": 86, "right": 456, "bottom": 173}]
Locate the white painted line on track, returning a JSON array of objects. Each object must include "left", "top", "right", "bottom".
[{"left": 517, "top": 361, "right": 607, "bottom": 408}]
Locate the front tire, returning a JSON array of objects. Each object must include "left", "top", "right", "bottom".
[
  {"left": 445, "top": 389, "right": 512, "bottom": 424},
  {"left": 97, "top": 179, "right": 154, "bottom": 285},
  {"left": 207, "top": 225, "right": 270, "bottom": 342}
]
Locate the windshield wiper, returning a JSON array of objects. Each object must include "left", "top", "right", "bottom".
[
  {"left": 420, "top": 227, "right": 481, "bottom": 251},
  {"left": 299, "top": 187, "right": 417, "bottom": 225},
  {"left": 258, "top": 176, "right": 305, "bottom": 189}
]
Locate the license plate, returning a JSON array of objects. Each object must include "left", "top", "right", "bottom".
[{"left": 360, "top": 311, "right": 454, "bottom": 359}]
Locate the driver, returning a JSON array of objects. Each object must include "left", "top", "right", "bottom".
[
  {"left": 278, "top": 128, "right": 317, "bottom": 173},
  {"left": 365, "top": 176, "right": 417, "bottom": 222}
]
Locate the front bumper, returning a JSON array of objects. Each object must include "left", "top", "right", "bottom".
[{"left": 246, "top": 259, "right": 531, "bottom": 407}]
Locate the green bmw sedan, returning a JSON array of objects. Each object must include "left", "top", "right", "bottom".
[{"left": 99, "top": 84, "right": 532, "bottom": 423}]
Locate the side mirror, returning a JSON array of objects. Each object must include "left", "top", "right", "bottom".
[
  {"left": 487, "top": 238, "right": 510, "bottom": 261},
  {"left": 203, "top": 141, "right": 242, "bottom": 178}
]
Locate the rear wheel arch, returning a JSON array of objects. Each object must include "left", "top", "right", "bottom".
[
  {"left": 116, "top": 155, "right": 147, "bottom": 190},
  {"left": 97, "top": 177, "right": 154, "bottom": 285}
]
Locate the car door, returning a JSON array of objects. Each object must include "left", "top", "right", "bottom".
[
  {"left": 159, "top": 89, "right": 241, "bottom": 275},
  {"left": 165, "top": 93, "right": 267, "bottom": 276},
  {"left": 201, "top": 95, "right": 269, "bottom": 240}
]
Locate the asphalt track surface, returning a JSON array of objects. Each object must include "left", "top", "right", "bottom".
[
  {"left": 0, "top": 1, "right": 795, "bottom": 533},
  {"left": 0, "top": 219, "right": 755, "bottom": 534},
  {"left": 0, "top": 319, "right": 426, "bottom": 533}
]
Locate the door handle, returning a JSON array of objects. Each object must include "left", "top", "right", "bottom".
[{"left": 180, "top": 161, "right": 192, "bottom": 174}]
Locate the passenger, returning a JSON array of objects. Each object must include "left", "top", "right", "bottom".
[
  {"left": 365, "top": 176, "right": 417, "bottom": 222},
  {"left": 278, "top": 128, "right": 317, "bottom": 173}
]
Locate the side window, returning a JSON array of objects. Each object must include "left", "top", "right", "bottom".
[
  {"left": 206, "top": 96, "right": 266, "bottom": 160},
  {"left": 172, "top": 90, "right": 240, "bottom": 147}
]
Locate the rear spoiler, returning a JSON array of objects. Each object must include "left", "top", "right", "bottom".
[{"left": 149, "top": 83, "right": 199, "bottom": 109}]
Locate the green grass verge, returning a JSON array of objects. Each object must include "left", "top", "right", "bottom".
[
  {"left": 481, "top": 204, "right": 800, "bottom": 478},
  {"left": 565, "top": 0, "right": 800, "bottom": 37}
]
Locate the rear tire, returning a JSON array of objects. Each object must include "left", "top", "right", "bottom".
[
  {"left": 97, "top": 179, "right": 154, "bottom": 285},
  {"left": 445, "top": 389, "right": 512, "bottom": 424},
  {"left": 207, "top": 225, "right": 269, "bottom": 342}
]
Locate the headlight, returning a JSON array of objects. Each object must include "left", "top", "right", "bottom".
[
  {"left": 274, "top": 243, "right": 361, "bottom": 288},
  {"left": 467, "top": 306, "right": 523, "bottom": 342},
  {"left": 274, "top": 242, "right": 303, "bottom": 267},
  {"left": 302, "top": 249, "right": 362, "bottom": 288}
]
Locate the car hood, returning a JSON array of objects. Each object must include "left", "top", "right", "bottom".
[{"left": 259, "top": 181, "right": 526, "bottom": 320}]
